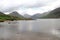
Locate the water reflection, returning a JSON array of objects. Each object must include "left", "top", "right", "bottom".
[{"left": 0, "top": 19, "right": 60, "bottom": 39}]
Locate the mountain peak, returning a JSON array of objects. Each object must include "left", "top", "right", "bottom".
[
  {"left": 10, "top": 11, "right": 20, "bottom": 15},
  {"left": 41, "top": 7, "right": 60, "bottom": 18},
  {"left": 23, "top": 14, "right": 31, "bottom": 18},
  {"left": 9, "top": 11, "right": 24, "bottom": 18},
  {"left": 0, "top": 12, "right": 4, "bottom": 14},
  {"left": 52, "top": 7, "right": 60, "bottom": 12}
]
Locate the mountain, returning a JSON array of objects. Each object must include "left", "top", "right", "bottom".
[
  {"left": 9, "top": 11, "right": 24, "bottom": 18},
  {"left": 31, "top": 13, "right": 48, "bottom": 19},
  {"left": 0, "top": 12, "right": 5, "bottom": 15},
  {"left": 9, "top": 11, "right": 33, "bottom": 20},
  {"left": 0, "top": 11, "right": 33, "bottom": 22},
  {"left": 31, "top": 13, "right": 42, "bottom": 19},
  {"left": 9, "top": 11, "right": 25, "bottom": 19},
  {"left": 23, "top": 14, "right": 31, "bottom": 18},
  {"left": 41, "top": 7, "right": 60, "bottom": 18},
  {"left": 0, "top": 12, "right": 22, "bottom": 22}
]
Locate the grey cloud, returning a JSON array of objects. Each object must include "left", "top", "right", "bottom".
[{"left": 0, "top": 0, "right": 58, "bottom": 12}]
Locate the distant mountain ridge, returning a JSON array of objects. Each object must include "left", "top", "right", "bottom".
[
  {"left": 0, "top": 7, "right": 59, "bottom": 21},
  {"left": 31, "top": 13, "right": 48, "bottom": 19},
  {"left": 0, "top": 12, "right": 6, "bottom": 15},
  {"left": 31, "top": 13, "right": 42, "bottom": 19},
  {"left": 41, "top": 7, "right": 60, "bottom": 18},
  {"left": 23, "top": 14, "right": 31, "bottom": 18},
  {"left": 7, "top": 7, "right": 60, "bottom": 20},
  {"left": 0, "top": 12, "right": 24, "bottom": 22},
  {"left": 9, "top": 11, "right": 24, "bottom": 18},
  {"left": 22, "top": 13, "right": 49, "bottom": 19},
  {"left": 9, "top": 11, "right": 33, "bottom": 20}
]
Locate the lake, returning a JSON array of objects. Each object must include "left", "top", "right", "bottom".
[{"left": 0, "top": 19, "right": 60, "bottom": 40}]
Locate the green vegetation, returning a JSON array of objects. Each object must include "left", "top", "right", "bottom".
[
  {"left": 40, "top": 7, "right": 60, "bottom": 18},
  {"left": 0, "top": 12, "right": 32, "bottom": 22},
  {"left": 0, "top": 14, "right": 21, "bottom": 22}
]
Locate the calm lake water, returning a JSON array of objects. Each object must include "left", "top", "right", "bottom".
[{"left": 0, "top": 19, "right": 60, "bottom": 39}]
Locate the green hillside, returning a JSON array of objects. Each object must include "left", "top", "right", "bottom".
[
  {"left": 9, "top": 11, "right": 25, "bottom": 19},
  {"left": 0, "top": 12, "right": 33, "bottom": 22},
  {"left": 9, "top": 11, "right": 33, "bottom": 20},
  {"left": 40, "top": 7, "right": 60, "bottom": 18},
  {"left": 0, "top": 12, "right": 25, "bottom": 22}
]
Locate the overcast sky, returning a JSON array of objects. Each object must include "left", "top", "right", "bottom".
[{"left": 0, "top": 0, "right": 60, "bottom": 15}]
